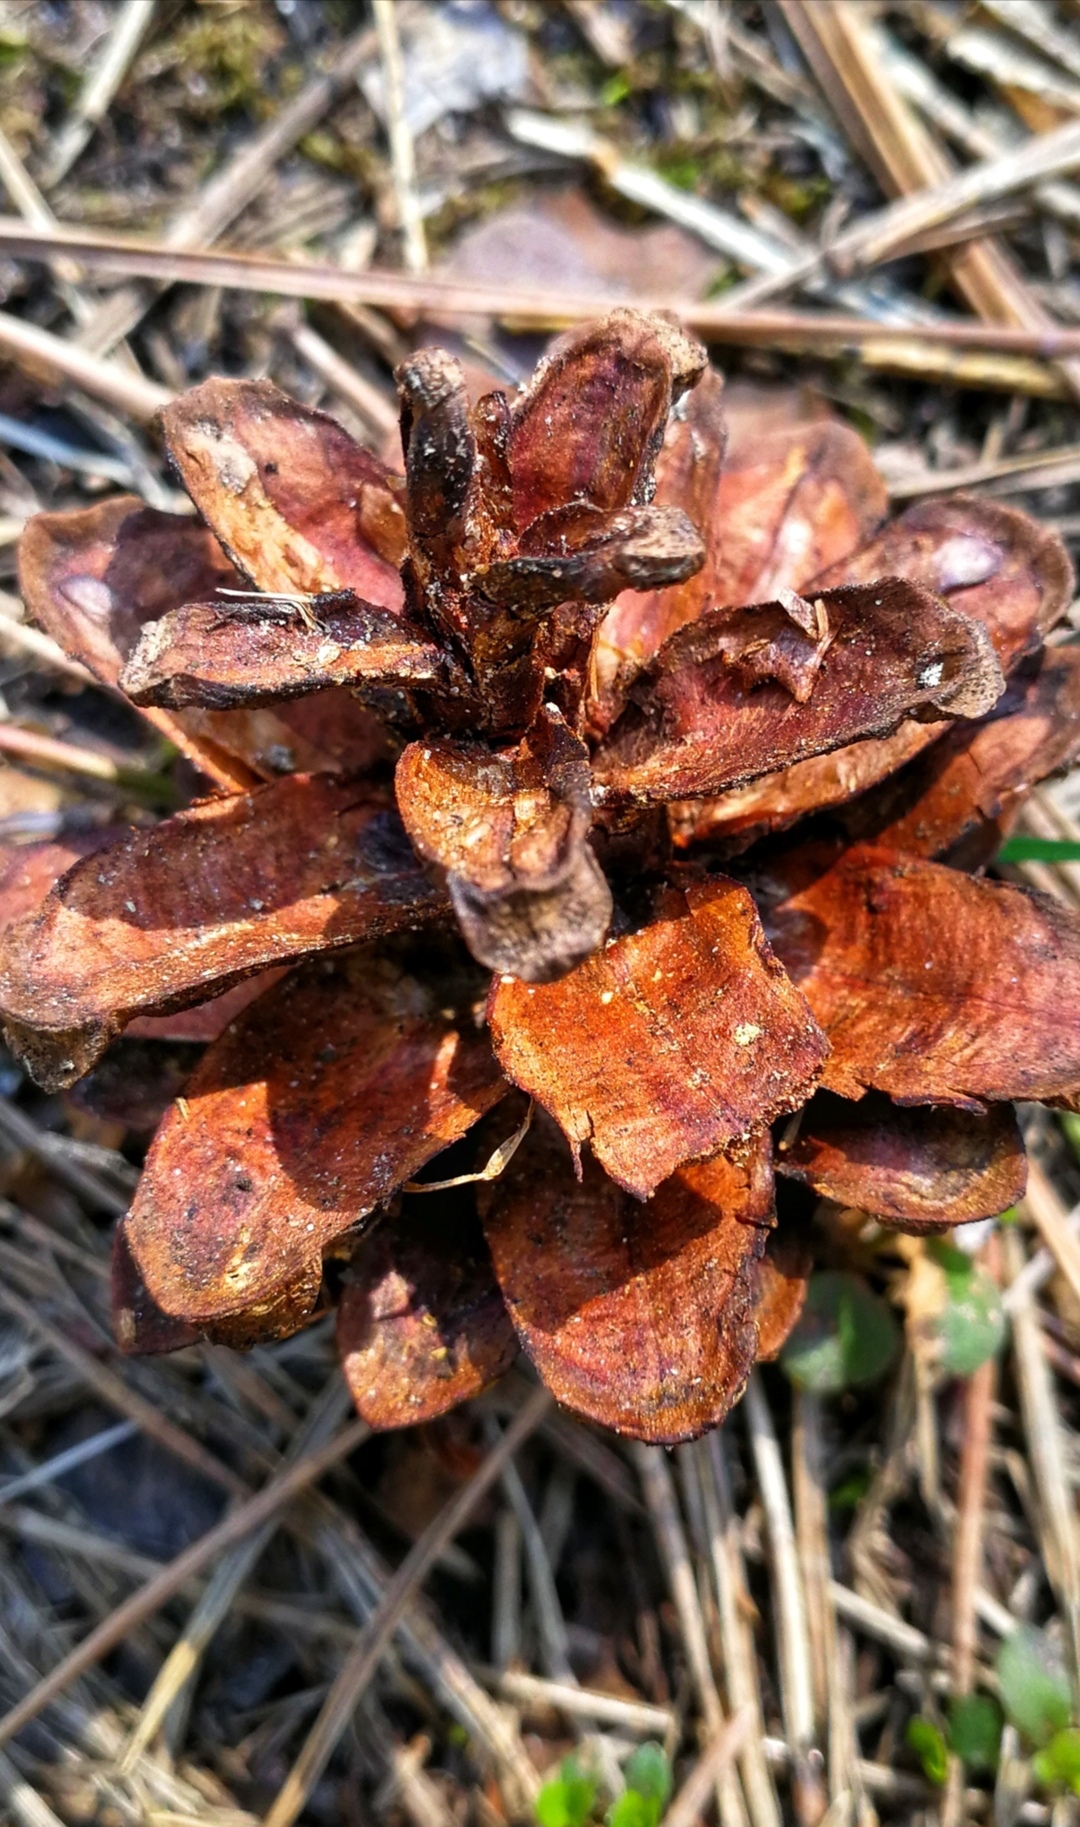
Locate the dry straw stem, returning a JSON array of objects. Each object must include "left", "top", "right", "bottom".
[
  {"left": 1003, "top": 1223, "right": 1080, "bottom": 1681},
  {"left": 262, "top": 1387, "right": 552, "bottom": 1827},
  {"left": 41, "top": 0, "right": 156, "bottom": 190},
  {"left": 695, "top": 1435, "right": 783, "bottom": 1827},
  {"left": 0, "top": 1748, "right": 66, "bottom": 1827},
  {"left": 632, "top": 1444, "right": 748, "bottom": 1827},
  {"left": 72, "top": 21, "right": 378, "bottom": 360},
  {"left": 0, "top": 1097, "right": 129, "bottom": 1215},
  {"left": 792, "top": 1390, "right": 863, "bottom": 1814},
  {"left": 661, "top": 1707, "right": 755, "bottom": 1827},
  {"left": 1023, "top": 1156, "right": 1080, "bottom": 1315},
  {"left": 483, "top": 1668, "right": 674, "bottom": 1737},
  {"left": 12, "top": 221, "right": 1080, "bottom": 362},
  {"left": 742, "top": 1380, "right": 819, "bottom": 1771},
  {"left": 372, "top": 0, "right": 428, "bottom": 276},
  {"left": 494, "top": 1442, "right": 574, "bottom": 1681},
  {"left": 0, "top": 1282, "right": 246, "bottom": 1496},
  {"left": 777, "top": 2, "right": 1080, "bottom": 402},
  {"left": 0, "top": 1412, "right": 371, "bottom": 1750},
  {"left": 0, "top": 306, "right": 169, "bottom": 422},
  {"left": 120, "top": 1381, "right": 358, "bottom": 1770},
  {"left": 941, "top": 1256, "right": 997, "bottom": 1827}
]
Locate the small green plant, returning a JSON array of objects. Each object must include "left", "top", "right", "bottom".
[
  {"left": 948, "top": 1695, "right": 1003, "bottom": 1773},
  {"left": 1033, "top": 1728, "right": 1080, "bottom": 1794},
  {"left": 906, "top": 1716, "right": 949, "bottom": 1785},
  {"left": 925, "top": 1240, "right": 1006, "bottom": 1378},
  {"left": 536, "top": 1759, "right": 598, "bottom": 1827},
  {"left": 907, "top": 1696, "right": 1003, "bottom": 1784},
  {"left": 534, "top": 1745, "right": 673, "bottom": 1827},
  {"left": 607, "top": 1744, "right": 673, "bottom": 1827},
  {"left": 780, "top": 1271, "right": 900, "bottom": 1395},
  {"left": 997, "top": 1627, "right": 1074, "bottom": 1750}
]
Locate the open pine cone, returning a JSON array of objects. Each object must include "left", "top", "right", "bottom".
[{"left": 3, "top": 308, "right": 1079, "bottom": 1441}]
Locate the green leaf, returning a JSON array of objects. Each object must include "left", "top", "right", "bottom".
[
  {"left": 607, "top": 1794, "right": 658, "bottom": 1827},
  {"left": 622, "top": 1744, "right": 672, "bottom": 1808},
  {"left": 926, "top": 1240, "right": 1006, "bottom": 1377},
  {"left": 1033, "top": 1728, "right": 1080, "bottom": 1795},
  {"left": 780, "top": 1271, "right": 900, "bottom": 1394},
  {"left": 947, "top": 1694, "right": 1002, "bottom": 1772},
  {"left": 600, "top": 72, "right": 631, "bottom": 106},
  {"left": 997, "top": 1629, "right": 1074, "bottom": 1747},
  {"left": 1059, "top": 1110, "right": 1080, "bottom": 1169},
  {"left": 906, "top": 1717, "right": 949, "bottom": 1785},
  {"left": 536, "top": 1760, "right": 598, "bottom": 1827},
  {"left": 997, "top": 835, "right": 1080, "bottom": 864}
]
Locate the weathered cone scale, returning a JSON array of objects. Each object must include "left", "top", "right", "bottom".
[{"left": 2, "top": 308, "right": 1076, "bottom": 1442}]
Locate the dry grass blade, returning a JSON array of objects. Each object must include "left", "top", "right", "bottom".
[
  {"left": 1003, "top": 1224, "right": 1080, "bottom": 1678},
  {"left": 262, "top": 1387, "right": 552, "bottom": 1827},
  {"left": 483, "top": 1669, "right": 675, "bottom": 1736},
  {"left": 0, "top": 306, "right": 170, "bottom": 421},
  {"left": 0, "top": 1750, "right": 67, "bottom": 1827},
  {"left": 41, "top": 0, "right": 156, "bottom": 190},
  {"left": 13, "top": 220, "right": 1080, "bottom": 359},
  {"left": 695, "top": 1435, "right": 783, "bottom": 1827},
  {"left": 742, "top": 1376, "right": 824, "bottom": 1824},
  {"left": 633, "top": 1444, "right": 748, "bottom": 1827},
  {"left": 661, "top": 1708, "right": 754, "bottom": 1827},
  {"left": 120, "top": 1381, "right": 358, "bottom": 1770},
  {"left": 778, "top": 1, "right": 1080, "bottom": 401},
  {"left": 372, "top": 0, "right": 427, "bottom": 276},
  {"left": 1023, "top": 1157, "right": 1080, "bottom": 1314},
  {"left": 0, "top": 1415, "right": 371, "bottom": 1750},
  {"left": 0, "top": 1282, "right": 247, "bottom": 1495}
]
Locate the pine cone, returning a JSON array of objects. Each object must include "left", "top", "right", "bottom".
[{"left": 2, "top": 308, "right": 1077, "bottom": 1442}]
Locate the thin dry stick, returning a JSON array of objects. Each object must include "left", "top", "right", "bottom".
[
  {"left": 632, "top": 1444, "right": 748, "bottom": 1827},
  {"left": 1023, "top": 1158, "right": 1080, "bottom": 1315},
  {"left": 0, "top": 1097, "right": 130, "bottom": 1215},
  {"left": 0, "top": 1750, "right": 67, "bottom": 1827},
  {"left": 662, "top": 1708, "right": 755, "bottom": 1827},
  {"left": 828, "top": 1582, "right": 936, "bottom": 1665},
  {"left": 283, "top": 315, "right": 399, "bottom": 442},
  {"left": 41, "top": 0, "right": 156, "bottom": 189},
  {"left": 121, "top": 1382, "right": 357, "bottom": 1769},
  {"left": 743, "top": 1375, "right": 825, "bottom": 1827},
  {"left": 793, "top": 1390, "right": 862, "bottom": 1817},
  {"left": 74, "top": 22, "right": 377, "bottom": 358},
  {"left": 0, "top": 722, "right": 157, "bottom": 787},
  {"left": 495, "top": 1448, "right": 574, "bottom": 1681},
  {"left": 491, "top": 1505, "right": 521, "bottom": 1671},
  {"left": 506, "top": 110, "right": 793, "bottom": 274},
  {"left": 262, "top": 1388, "right": 553, "bottom": 1827},
  {"left": 0, "top": 306, "right": 170, "bottom": 422},
  {"left": 0, "top": 1414, "right": 370, "bottom": 1750},
  {"left": 0, "top": 611, "right": 94, "bottom": 683},
  {"left": 888, "top": 438, "right": 1080, "bottom": 500},
  {"left": 632, "top": 1446, "right": 729, "bottom": 1738},
  {"left": 484, "top": 1669, "right": 674, "bottom": 1737},
  {"left": 372, "top": 0, "right": 427, "bottom": 276},
  {"left": 0, "top": 1282, "right": 247, "bottom": 1498},
  {"left": 14, "top": 221, "right": 1080, "bottom": 357},
  {"left": 1003, "top": 1224, "right": 1080, "bottom": 1680},
  {"left": 697, "top": 1435, "right": 783, "bottom": 1827},
  {"left": 775, "top": 2, "right": 1080, "bottom": 402},
  {"left": 941, "top": 1346, "right": 997, "bottom": 1827}
]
